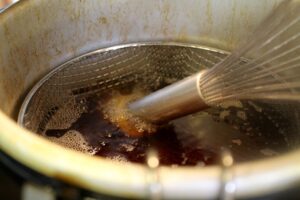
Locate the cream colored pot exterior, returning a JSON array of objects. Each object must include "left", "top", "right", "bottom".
[{"left": 1, "top": 0, "right": 300, "bottom": 199}]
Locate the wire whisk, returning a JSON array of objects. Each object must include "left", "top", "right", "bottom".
[
  {"left": 200, "top": 0, "right": 300, "bottom": 104},
  {"left": 129, "top": 0, "right": 300, "bottom": 123}
]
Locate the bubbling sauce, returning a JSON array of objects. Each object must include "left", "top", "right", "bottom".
[
  {"left": 45, "top": 89, "right": 218, "bottom": 166},
  {"left": 101, "top": 89, "right": 157, "bottom": 137},
  {"left": 43, "top": 87, "right": 289, "bottom": 166}
]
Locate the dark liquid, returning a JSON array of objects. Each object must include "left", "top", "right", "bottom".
[
  {"left": 45, "top": 96, "right": 218, "bottom": 166},
  {"left": 44, "top": 93, "right": 293, "bottom": 166}
]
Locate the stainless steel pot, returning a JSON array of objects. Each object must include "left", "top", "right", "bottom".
[{"left": 2, "top": 0, "right": 300, "bottom": 199}]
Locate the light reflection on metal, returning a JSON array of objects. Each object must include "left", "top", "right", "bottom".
[
  {"left": 146, "top": 149, "right": 162, "bottom": 200},
  {"left": 220, "top": 148, "right": 236, "bottom": 200}
]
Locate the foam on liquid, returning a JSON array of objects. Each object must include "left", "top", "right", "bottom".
[{"left": 101, "top": 89, "right": 157, "bottom": 137}]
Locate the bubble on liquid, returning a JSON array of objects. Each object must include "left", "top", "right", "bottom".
[
  {"left": 100, "top": 141, "right": 106, "bottom": 146},
  {"left": 100, "top": 88, "right": 157, "bottom": 137},
  {"left": 219, "top": 110, "right": 230, "bottom": 120},
  {"left": 46, "top": 130, "right": 97, "bottom": 155},
  {"left": 260, "top": 148, "right": 278, "bottom": 156},
  {"left": 237, "top": 111, "right": 247, "bottom": 120},
  {"left": 181, "top": 153, "right": 188, "bottom": 165},
  {"left": 231, "top": 139, "right": 242, "bottom": 146},
  {"left": 120, "top": 143, "right": 135, "bottom": 152},
  {"left": 45, "top": 97, "right": 86, "bottom": 130},
  {"left": 108, "top": 155, "right": 128, "bottom": 162}
]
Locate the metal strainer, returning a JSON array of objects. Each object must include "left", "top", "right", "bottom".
[
  {"left": 18, "top": 43, "right": 226, "bottom": 133},
  {"left": 18, "top": 43, "right": 299, "bottom": 164}
]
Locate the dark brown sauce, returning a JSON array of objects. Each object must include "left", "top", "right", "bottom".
[
  {"left": 45, "top": 96, "right": 218, "bottom": 166},
  {"left": 44, "top": 90, "right": 293, "bottom": 166}
]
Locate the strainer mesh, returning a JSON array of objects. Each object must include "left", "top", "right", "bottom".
[
  {"left": 21, "top": 44, "right": 227, "bottom": 134},
  {"left": 19, "top": 44, "right": 300, "bottom": 160}
]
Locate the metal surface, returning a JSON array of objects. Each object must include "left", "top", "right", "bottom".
[
  {"left": 3, "top": 0, "right": 300, "bottom": 200},
  {"left": 220, "top": 149, "right": 236, "bottom": 200},
  {"left": 146, "top": 149, "right": 162, "bottom": 200},
  {"left": 128, "top": 72, "right": 208, "bottom": 123}
]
